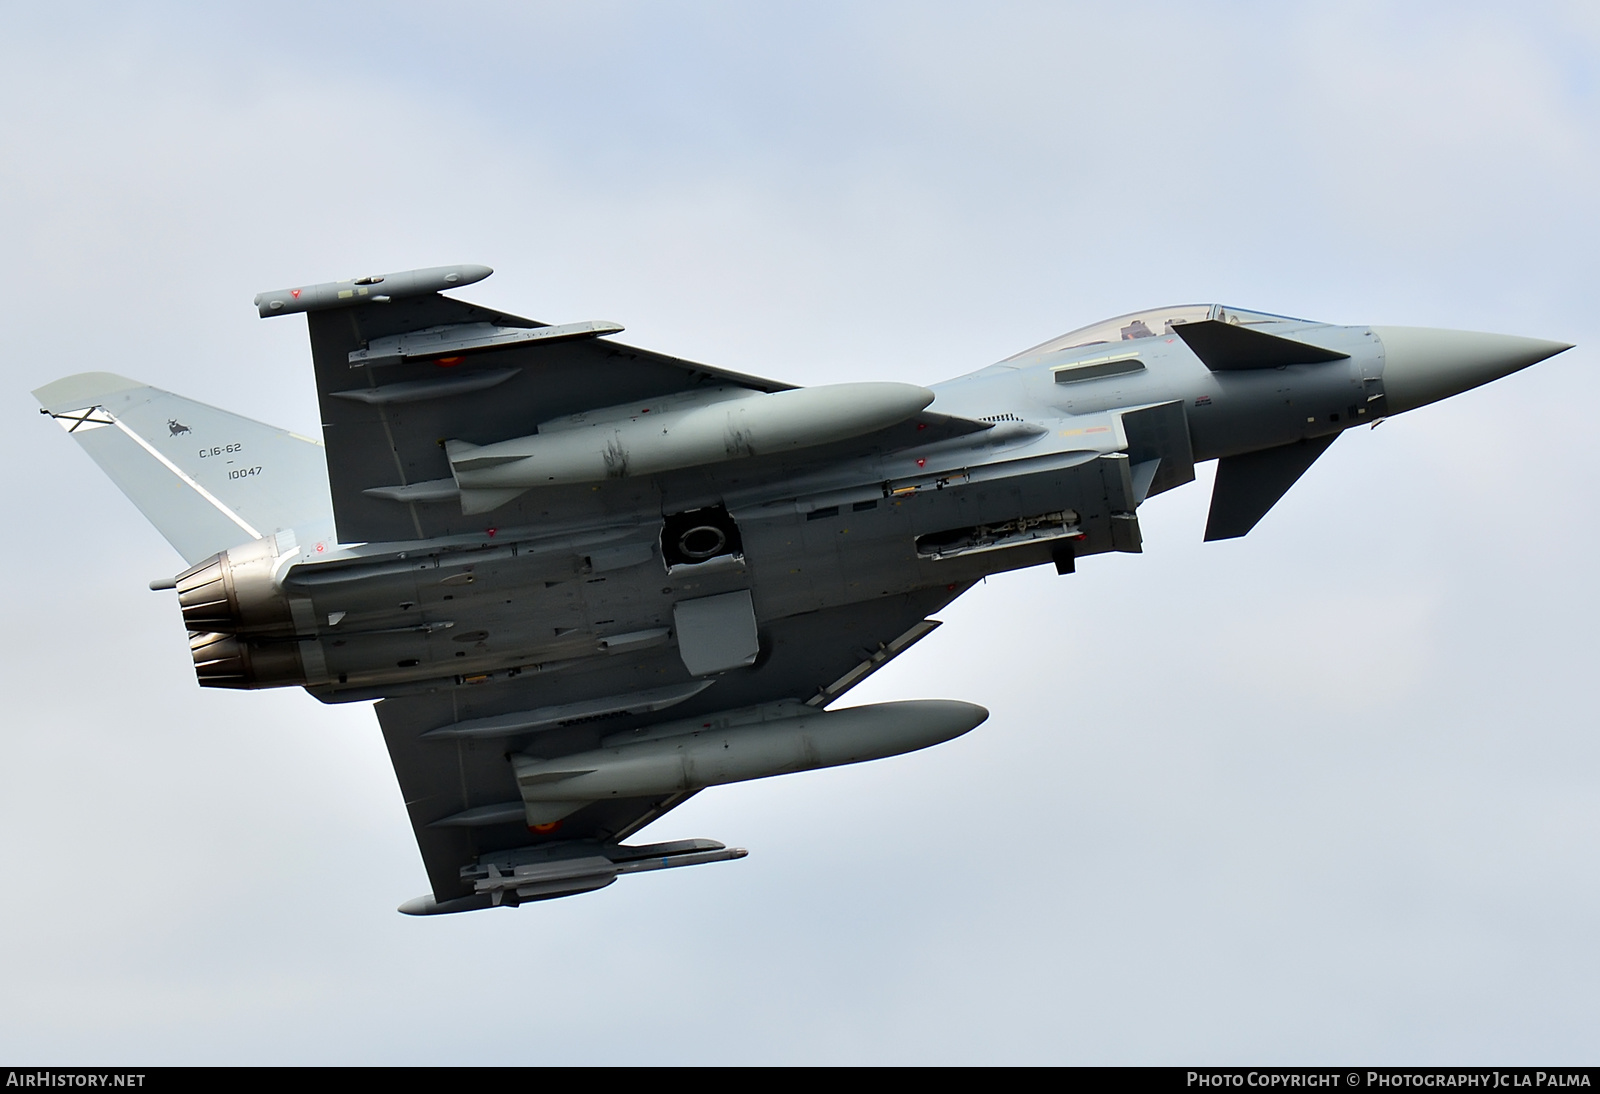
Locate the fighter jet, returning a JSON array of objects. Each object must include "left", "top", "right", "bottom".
[{"left": 33, "top": 265, "right": 1571, "bottom": 914}]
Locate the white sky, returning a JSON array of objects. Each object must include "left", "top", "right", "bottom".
[{"left": 1, "top": 1, "right": 1596, "bottom": 1064}]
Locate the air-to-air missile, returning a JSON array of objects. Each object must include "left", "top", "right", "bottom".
[{"left": 34, "top": 266, "right": 1572, "bottom": 913}]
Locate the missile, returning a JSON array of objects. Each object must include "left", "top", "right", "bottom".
[
  {"left": 512, "top": 698, "right": 989, "bottom": 826},
  {"left": 397, "top": 839, "right": 748, "bottom": 914},
  {"left": 448, "top": 382, "right": 936, "bottom": 493},
  {"left": 254, "top": 263, "right": 493, "bottom": 318}
]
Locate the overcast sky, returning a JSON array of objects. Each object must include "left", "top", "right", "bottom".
[{"left": 2, "top": 2, "right": 1597, "bottom": 1065}]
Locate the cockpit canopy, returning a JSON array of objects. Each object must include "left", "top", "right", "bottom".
[{"left": 1004, "top": 304, "right": 1310, "bottom": 362}]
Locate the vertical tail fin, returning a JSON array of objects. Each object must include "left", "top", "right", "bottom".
[{"left": 33, "top": 372, "right": 333, "bottom": 566}]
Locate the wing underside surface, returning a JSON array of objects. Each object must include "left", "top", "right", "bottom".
[
  {"left": 308, "top": 295, "right": 795, "bottom": 544},
  {"left": 376, "top": 587, "right": 958, "bottom": 902}
]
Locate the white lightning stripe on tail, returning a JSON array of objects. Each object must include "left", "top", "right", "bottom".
[{"left": 109, "top": 414, "right": 263, "bottom": 540}]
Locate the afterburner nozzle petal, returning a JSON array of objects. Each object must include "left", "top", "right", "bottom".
[{"left": 1374, "top": 326, "right": 1572, "bottom": 416}]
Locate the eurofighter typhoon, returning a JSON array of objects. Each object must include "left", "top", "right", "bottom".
[{"left": 33, "top": 265, "right": 1571, "bottom": 914}]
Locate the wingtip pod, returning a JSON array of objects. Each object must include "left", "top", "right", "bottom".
[{"left": 254, "top": 263, "right": 493, "bottom": 318}]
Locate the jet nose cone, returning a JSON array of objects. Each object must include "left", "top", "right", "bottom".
[{"left": 1374, "top": 326, "right": 1572, "bottom": 416}]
